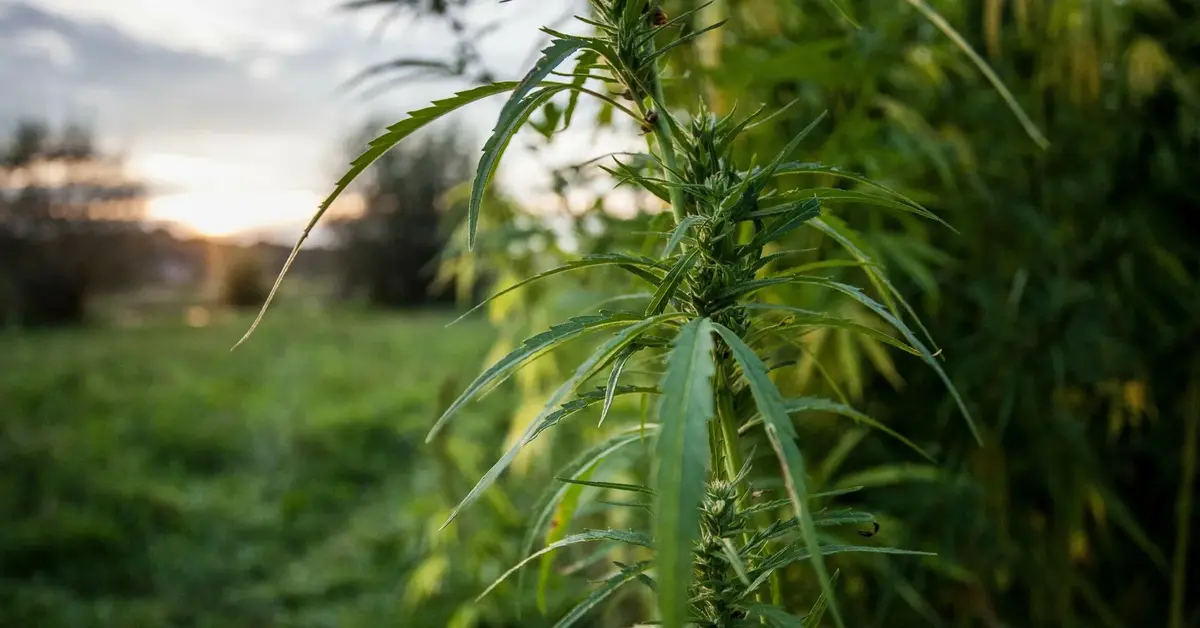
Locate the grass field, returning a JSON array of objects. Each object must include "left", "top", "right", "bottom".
[{"left": 0, "top": 307, "right": 519, "bottom": 627}]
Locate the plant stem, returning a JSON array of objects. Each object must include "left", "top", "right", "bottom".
[
  {"left": 643, "top": 41, "right": 688, "bottom": 225},
  {"left": 1169, "top": 377, "right": 1198, "bottom": 628},
  {"left": 715, "top": 359, "right": 743, "bottom": 483}
]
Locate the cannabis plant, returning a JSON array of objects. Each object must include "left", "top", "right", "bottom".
[{"left": 237, "top": 1, "right": 1036, "bottom": 625}]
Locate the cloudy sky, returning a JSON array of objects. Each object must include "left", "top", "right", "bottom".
[{"left": 0, "top": 0, "right": 639, "bottom": 240}]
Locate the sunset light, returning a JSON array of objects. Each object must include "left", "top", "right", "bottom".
[{"left": 147, "top": 189, "right": 324, "bottom": 237}]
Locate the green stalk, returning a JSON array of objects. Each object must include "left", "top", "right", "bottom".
[
  {"left": 1169, "top": 377, "right": 1198, "bottom": 628},
  {"left": 644, "top": 40, "right": 688, "bottom": 225},
  {"left": 715, "top": 359, "right": 743, "bottom": 483}
]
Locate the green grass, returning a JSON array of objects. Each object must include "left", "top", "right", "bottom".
[{"left": 0, "top": 307, "right": 508, "bottom": 627}]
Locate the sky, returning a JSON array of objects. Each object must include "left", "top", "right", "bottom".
[{"left": 0, "top": 0, "right": 643, "bottom": 242}]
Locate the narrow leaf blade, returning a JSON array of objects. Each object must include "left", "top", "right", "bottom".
[
  {"left": 235, "top": 81, "right": 517, "bottom": 348},
  {"left": 654, "top": 317, "right": 717, "bottom": 628},
  {"left": 712, "top": 323, "right": 844, "bottom": 628}
]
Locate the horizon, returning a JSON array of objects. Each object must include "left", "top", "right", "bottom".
[{"left": 1, "top": 0, "right": 646, "bottom": 242}]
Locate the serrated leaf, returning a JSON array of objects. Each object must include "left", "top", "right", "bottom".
[
  {"left": 649, "top": 19, "right": 729, "bottom": 62},
  {"left": 429, "top": 312, "right": 641, "bottom": 443},
  {"left": 538, "top": 463, "right": 597, "bottom": 613},
  {"left": 470, "top": 84, "right": 573, "bottom": 249},
  {"left": 750, "top": 197, "right": 822, "bottom": 249},
  {"left": 469, "top": 37, "right": 587, "bottom": 248},
  {"left": 745, "top": 604, "right": 805, "bottom": 628},
  {"left": 448, "top": 254, "right": 666, "bottom": 326},
  {"left": 476, "top": 529, "right": 654, "bottom": 602},
  {"left": 903, "top": 0, "right": 1048, "bottom": 149},
  {"left": 755, "top": 111, "right": 828, "bottom": 183},
  {"left": 559, "top": 478, "right": 656, "bottom": 495},
  {"left": 777, "top": 187, "right": 952, "bottom": 230},
  {"left": 634, "top": 1, "right": 716, "bottom": 47},
  {"left": 653, "top": 317, "right": 717, "bottom": 628},
  {"left": 553, "top": 561, "right": 652, "bottom": 628},
  {"left": 443, "top": 313, "right": 683, "bottom": 528},
  {"left": 562, "top": 48, "right": 599, "bottom": 130},
  {"left": 740, "top": 396, "right": 931, "bottom": 462},
  {"left": 745, "top": 303, "right": 921, "bottom": 357},
  {"left": 808, "top": 215, "right": 938, "bottom": 349},
  {"left": 665, "top": 214, "right": 705, "bottom": 256},
  {"left": 711, "top": 323, "right": 843, "bottom": 628},
  {"left": 803, "top": 570, "right": 840, "bottom": 628},
  {"left": 599, "top": 346, "right": 639, "bottom": 427},
  {"left": 647, "top": 249, "right": 699, "bottom": 316},
  {"left": 746, "top": 544, "right": 932, "bottom": 602},
  {"left": 792, "top": 274, "right": 979, "bottom": 446},
  {"left": 771, "top": 162, "right": 928, "bottom": 213},
  {"left": 519, "top": 425, "right": 659, "bottom": 610},
  {"left": 234, "top": 81, "right": 518, "bottom": 348},
  {"left": 715, "top": 273, "right": 979, "bottom": 445},
  {"left": 719, "top": 537, "right": 751, "bottom": 586}
]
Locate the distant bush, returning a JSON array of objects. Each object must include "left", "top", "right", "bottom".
[
  {"left": 221, "top": 253, "right": 267, "bottom": 309},
  {"left": 0, "top": 120, "right": 148, "bottom": 326}
]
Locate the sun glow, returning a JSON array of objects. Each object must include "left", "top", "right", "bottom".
[{"left": 147, "top": 189, "right": 324, "bottom": 237}]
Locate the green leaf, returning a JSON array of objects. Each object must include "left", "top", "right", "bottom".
[
  {"left": 833, "top": 464, "right": 943, "bottom": 490},
  {"left": 443, "top": 313, "right": 683, "bottom": 528},
  {"left": 469, "top": 37, "right": 586, "bottom": 248},
  {"left": 448, "top": 254, "right": 665, "bottom": 326},
  {"left": 719, "top": 537, "right": 751, "bottom": 586},
  {"left": 903, "top": 0, "right": 1049, "bottom": 149},
  {"left": 756, "top": 111, "right": 828, "bottom": 182},
  {"left": 746, "top": 545, "right": 932, "bottom": 601},
  {"left": 808, "top": 215, "right": 939, "bottom": 350},
  {"left": 750, "top": 197, "right": 822, "bottom": 249},
  {"left": 648, "top": 19, "right": 730, "bottom": 63},
  {"left": 558, "top": 478, "right": 656, "bottom": 495},
  {"left": 603, "top": 159, "right": 672, "bottom": 202},
  {"left": 519, "top": 425, "right": 658, "bottom": 610},
  {"left": 539, "top": 464, "right": 598, "bottom": 613},
  {"left": 771, "top": 162, "right": 928, "bottom": 213},
  {"left": 653, "top": 317, "right": 717, "bottom": 628},
  {"left": 562, "top": 48, "right": 599, "bottom": 130},
  {"left": 739, "top": 396, "right": 932, "bottom": 463},
  {"left": 803, "top": 570, "right": 840, "bottom": 628},
  {"left": 819, "top": 0, "right": 860, "bottom": 28},
  {"left": 745, "top": 303, "right": 921, "bottom": 357},
  {"left": 234, "top": 81, "right": 517, "bottom": 349},
  {"left": 428, "top": 312, "right": 641, "bottom": 443},
  {"left": 745, "top": 603, "right": 805, "bottom": 628},
  {"left": 710, "top": 323, "right": 843, "bottom": 628},
  {"left": 647, "top": 249, "right": 699, "bottom": 316},
  {"left": 769, "top": 188, "right": 951, "bottom": 229},
  {"left": 665, "top": 214, "right": 705, "bottom": 256},
  {"left": 634, "top": 1, "right": 716, "bottom": 47},
  {"left": 476, "top": 529, "right": 654, "bottom": 602},
  {"left": 470, "top": 84, "right": 572, "bottom": 250},
  {"left": 716, "top": 272, "right": 980, "bottom": 445},
  {"left": 599, "top": 346, "right": 639, "bottom": 427},
  {"left": 789, "top": 273, "right": 979, "bottom": 446},
  {"left": 553, "top": 561, "right": 653, "bottom": 628}
]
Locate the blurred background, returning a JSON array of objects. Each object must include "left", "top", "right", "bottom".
[{"left": 1, "top": 0, "right": 1197, "bottom": 626}]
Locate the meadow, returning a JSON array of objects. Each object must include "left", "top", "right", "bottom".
[{"left": 0, "top": 307, "right": 514, "bottom": 627}]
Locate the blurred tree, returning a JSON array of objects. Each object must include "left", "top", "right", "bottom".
[
  {"left": 220, "top": 250, "right": 269, "bottom": 310},
  {"left": 331, "top": 123, "right": 473, "bottom": 307},
  {"left": 0, "top": 119, "right": 149, "bottom": 326}
]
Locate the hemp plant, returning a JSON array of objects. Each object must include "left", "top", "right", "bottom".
[{"left": 237, "top": 1, "right": 1012, "bottom": 626}]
